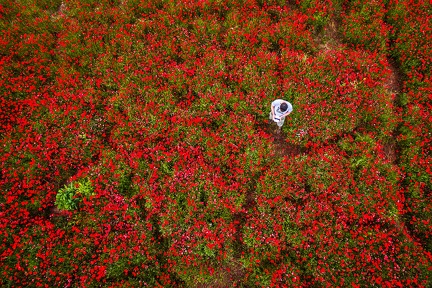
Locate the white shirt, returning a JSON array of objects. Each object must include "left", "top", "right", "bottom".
[{"left": 271, "top": 99, "right": 293, "bottom": 118}]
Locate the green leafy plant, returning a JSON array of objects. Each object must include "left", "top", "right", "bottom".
[{"left": 55, "top": 178, "right": 94, "bottom": 210}]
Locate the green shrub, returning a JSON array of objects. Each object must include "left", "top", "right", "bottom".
[{"left": 55, "top": 178, "right": 94, "bottom": 210}]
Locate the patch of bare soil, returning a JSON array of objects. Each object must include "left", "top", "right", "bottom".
[
  {"left": 271, "top": 129, "right": 307, "bottom": 158},
  {"left": 256, "top": 121, "right": 306, "bottom": 158},
  {"left": 195, "top": 261, "right": 246, "bottom": 288},
  {"left": 314, "top": 18, "right": 342, "bottom": 52},
  {"left": 382, "top": 57, "right": 403, "bottom": 164},
  {"left": 385, "top": 56, "right": 403, "bottom": 95},
  {"left": 285, "top": 0, "right": 298, "bottom": 10},
  {"left": 383, "top": 139, "right": 397, "bottom": 163}
]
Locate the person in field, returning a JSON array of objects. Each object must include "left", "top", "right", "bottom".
[{"left": 269, "top": 99, "right": 293, "bottom": 131}]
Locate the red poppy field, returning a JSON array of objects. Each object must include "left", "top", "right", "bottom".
[{"left": 1, "top": 0, "right": 431, "bottom": 287}]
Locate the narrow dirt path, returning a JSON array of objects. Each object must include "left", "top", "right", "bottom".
[
  {"left": 385, "top": 57, "right": 403, "bottom": 95},
  {"left": 383, "top": 55, "right": 403, "bottom": 163}
]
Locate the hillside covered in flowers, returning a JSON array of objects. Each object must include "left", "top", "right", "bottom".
[{"left": 1, "top": 0, "right": 431, "bottom": 286}]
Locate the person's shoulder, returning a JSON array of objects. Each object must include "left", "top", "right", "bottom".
[
  {"left": 283, "top": 100, "right": 293, "bottom": 112},
  {"left": 272, "top": 99, "right": 284, "bottom": 105},
  {"left": 288, "top": 101, "right": 293, "bottom": 108}
]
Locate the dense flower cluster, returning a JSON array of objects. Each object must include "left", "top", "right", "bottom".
[{"left": 1, "top": 0, "right": 430, "bottom": 286}]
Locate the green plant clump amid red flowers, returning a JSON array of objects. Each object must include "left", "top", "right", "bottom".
[{"left": 1, "top": 0, "right": 431, "bottom": 287}]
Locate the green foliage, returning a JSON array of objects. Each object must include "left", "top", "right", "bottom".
[
  {"left": 55, "top": 183, "right": 78, "bottom": 211},
  {"left": 312, "top": 12, "right": 329, "bottom": 33},
  {"left": 55, "top": 178, "right": 94, "bottom": 210}
]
